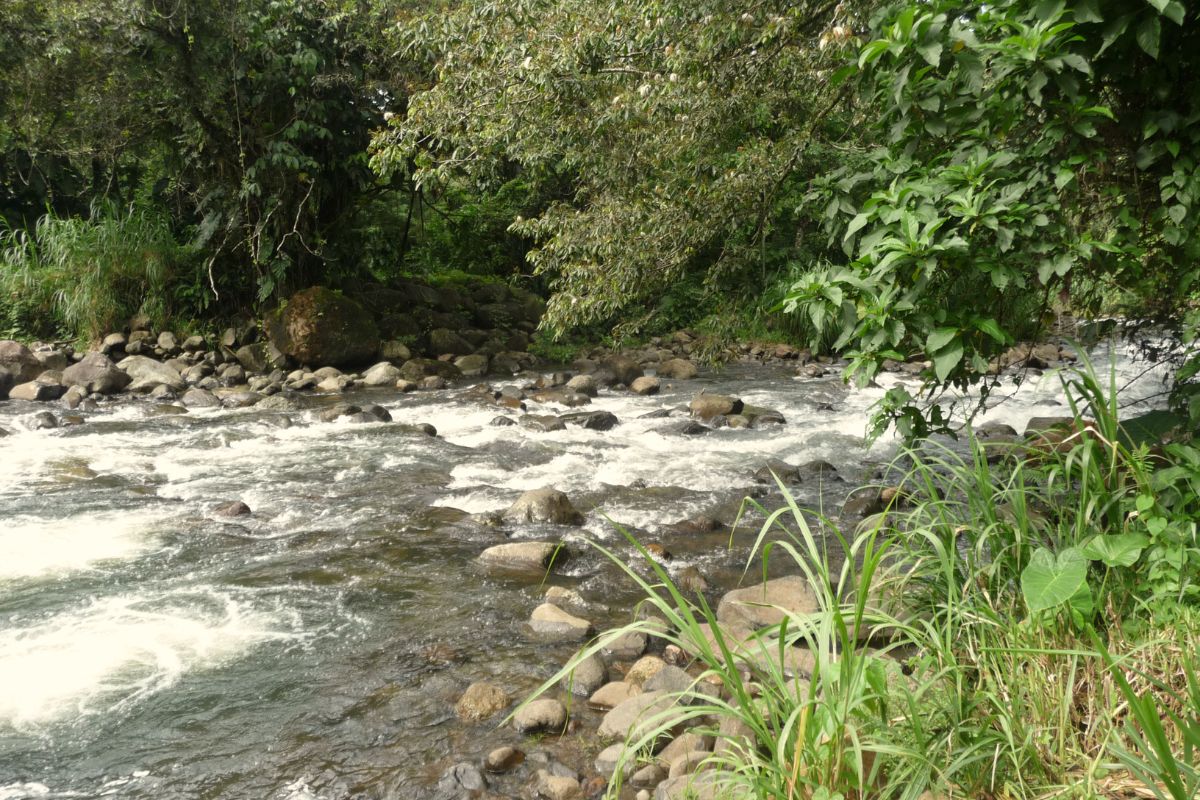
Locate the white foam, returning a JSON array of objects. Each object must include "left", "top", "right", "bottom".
[
  {"left": 0, "top": 510, "right": 169, "bottom": 580},
  {"left": 0, "top": 590, "right": 299, "bottom": 728}
]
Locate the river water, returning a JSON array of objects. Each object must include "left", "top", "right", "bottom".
[{"left": 0, "top": 344, "right": 1172, "bottom": 799}]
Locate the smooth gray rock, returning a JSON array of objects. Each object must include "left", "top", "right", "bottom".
[
  {"left": 504, "top": 488, "right": 584, "bottom": 525},
  {"left": 477, "top": 541, "right": 565, "bottom": 572},
  {"left": 117, "top": 356, "right": 186, "bottom": 392}
]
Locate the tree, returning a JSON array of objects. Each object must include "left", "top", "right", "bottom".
[{"left": 372, "top": 0, "right": 860, "bottom": 337}]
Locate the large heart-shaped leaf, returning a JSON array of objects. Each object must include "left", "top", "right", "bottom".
[
  {"left": 1081, "top": 533, "right": 1148, "bottom": 568},
  {"left": 1021, "top": 547, "right": 1088, "bottom": 614}
]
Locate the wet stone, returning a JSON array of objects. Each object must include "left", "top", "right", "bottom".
[
  {"left": 512, "top": 698, "right": 567, "bottom": 735},
  {"left": 211, "top": 501, "right": 251, "bottom": 518},
  {"left": 455, "top": 681, "right": 510, "bottom": 723},
  {"left": 561, "top": 650, "right": 607, "bottom": 697},
  {"left": 588, "top": 681, "right": 640, "bottom": 711},
  {"left": 484, "top": 746, "right": 524, "bottom": 773}
]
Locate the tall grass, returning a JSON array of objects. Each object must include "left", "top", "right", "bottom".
[
  {"left": 516, "top": 358, "right": 1200, "bottom": 800},
  {"left": 0, "top": 202, "right": 196, "bottom": 342}
]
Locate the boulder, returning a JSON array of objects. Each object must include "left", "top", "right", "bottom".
[
  {"left": 630, "top": 376, "right": 661, "bottom": 395},
  {"left": 266, "top": 286, "right": 380, "bottom": 367},
  {"left": 531, "top": 771, "right": 581, "bottom": 800},
  {"left": 117, "top": 356, "right": 186, "bottom": 392},
  {"left": 529, "top": 603, "right": 593, "bottom": 641},
  {"left": 560, "top": 410, "right": 619, "bottom": 431},
  {"left": 0, "top": 366, "right": 14, "bottom": 400},
  {"left": 565, "top": 374, "right": 598, "bottom": 396},
  {"left": 8, "top": 381, "right": 63, "bottom": 401},
  {"left": 211, "top": 500, "right": 251, "bottom": 517},
  {"left": 512, "top": 698, "right": 567, "bottom": 734},
  {"left": 428, "top": 328, "right": 475, "bottom": 356},
  {"left": 561, "top": 650, "right": 608, "bottom": 697},
  {"left": 157, "top": 331, "right": 180, "bottom": 354},
  {"left": 379, "top": 340, "right": 412, "bottom": 363},
  {"left": 689, "top": 393, "right": 743, "bottom": 421},
  {"left": 61, "top": 353, "right": 131, "bottom": 394},
  {"left": 455, "top": 681, "right": 510, "bottom": 722},
  {"left": 0, "top": 340, "right": 42, "bottom": 383},
  {"left": 589, "top": 681, "right": 641, "bottom": 711},
  {"left": 657, "top": 359, "right": 698, "bottom": 380},
  {"left": 361, "top": 362, "right": 402, "bottom": 387},
  {"left": 478, "top": 541, "right": 566, "bottom": 572},
  {"left": 519, "top": 414, "right": 566, "bottom": 432},
  {"left": 100, "top": 332, "right": 127, "bottom": 355},
  {"left": 504, "top": 488, "right": 584, "bottom": 525},
  {"left": 27, "top": 411, "right": 58, "bottom": 430},
  {"left": 598, "top": 690, "right": 685, "bottom": 743},
  {"left": 716, "top": 575, "right": 818, "bottom": 630},
  {"left": 600, "top": 630, "right": 648, "bottom": 661},
  {"left": 398, "top": 358, "right": 461, "bottom": 382},
  {"left": 182, "top": 335, "right": 206, "bottom": 353},
  {"left": 601, "top": 355, "right": 643, "bottom": 386},
  {"left": 454, "top": 354, "right": 489, "bottom": 378}
]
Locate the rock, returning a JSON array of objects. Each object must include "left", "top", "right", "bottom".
[
  {"left": 118, "top": 356, "right": 186, "bottom": 392},
  {"left": 478, "top": 541, "right": 566, "bottom": 572},
  {"left": 61, "top": 385, "right": 87, "bottom": 409},
  {"left": 234, "top": 342, "right": 269, "bottom": 373},
  {"left": 182, "top": 334, "right": 206, "bottom": 353},
  {"left": 589, "top": 681, "right": 641, "bottom": 711},
  {"left": 626, "top": 655, "right": 668, "bottom": 688},
  {"left": 653, "top": 772, "right": 723, "bottom": 800},
  {"left": 598, "top": 690, "right": 685, "bottom": 744},
  {"left": 504, "top": 488, "right": 584, "bottom": 525},
  {"left": 532, "top": 770, "right": 581, "bottom": 800},
  {"left": 841, "top": 487, "right": 884, "bottom": 518},
  {"left": 100, "top": 332, "right": 127, "bottom": 355},
  {"left": 657, "top": 732, "right": 713, "bottom": 768},
  {"left": 689, "top": 393, "right": 743, "bottom": 421},
  {"left": 28, "top": 411, "right": 58, "bottom": 430},
  {"left": 32, "top": 348, "right": 69, "bottom": 371},
  {"left": 484, "top": 746, "right": 525, "bottom": 773},
  {"left": 8, "top": 381, "right": 62, "bottom": 401},
  {"left": 562, "top": 650, "right": 608, "bottom": 697},
  {"left": 455, "top": 354, "right": 489, "bottom": 377},
  {"left": 512, "top": 698, "right": 568, "bottom": 734},
  {"left": 643, "top": 665, "right": 693, "bottom": 695},
  {"left": 532, "top": 388, "right": 591, "bottom": 407},
  {"left": 181, "top": 388, "right": 221, "bottom": 408},
  {"left": 490, "top": 415, "right": 517, "bottom": 427},
  {"left": 362, "top": 362, "right": 402, "bottom": 387},
  {"left": 716, "top": 575, "right": 818, "bottom": 630},
  {"left": 211, "top": 500, "right": 251, "bottom": 518},
  {"left": 399, "top": 358, "right": 461, "bottom": 382},
  {"left": 433, "top": 762, "right": 487, "bottom": 800},
  {"left": 676, "top": 420, "right": 709, "bottom": 436},
  {"left": 742, "top": 405, "right": 785, "bottom": 427},
  {"left": 753, "top": 459, "right": 802, "bottom": 485},
  {"left": 455, "top": 681, "right": 510, "bottom": 722},
  {"left": 379, "top": 340, "right": 412, "bottom": 363},
  {"left": 221, "top": 391, "right": 262, "bottom": 408},
  {"left": 560, "top": 410, "right": 619, "bottom": 431},
  {"left": 157, "top": 331, "right": 180, "bottom": 354},
  {"left": 631, "top": 764, "right": 666, "bottom": 788},
  {"left": 428, "top": 328, "right": 475, "bottom": 356},
  {"left": 666, "top": 751, "right": 712, "bottom": 779},
  {"left": 519, "top": 414, "right": 566, "bottom": 432},
  {"left": 630, "top": 376, "right": 661, "bottom": 395},
  {"left": 61, "top": 353, "right": 131, "bottom": 394},
  {"left": 266, "top": 286, "right": 380, "bottom": 367},
  {"left": 0, "top": 340, "right": 42, "bottom": 383},
  {"left": 565, "top": 374, "right": 598, "bottom": 396},
  {"left": 595, "top": 744, "right": 633, "bottom": 780},
  {"left": 601, "top": 355, "right": 643, "bottom": 386},
  {"left": 0, "top": 367, "right": 14, "bottom": 400},
  {"left": 545, "top": 585, "right": 588, "bottom": 612},
  {"left": 601, "top": 630, "right": 648, "bottom": 661},
  {"left": 257, "top": 393, "right": 302, "bottom": 411},
  {"left": 657, "top": 359, "right": 698, "bottom": 380},
  {"left": 529, "top": 603, "right": 593, "bottom": 641}
]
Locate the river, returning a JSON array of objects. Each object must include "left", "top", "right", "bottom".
[{"left": 0, "top": 342, "right": 1171, "bottom": 799}]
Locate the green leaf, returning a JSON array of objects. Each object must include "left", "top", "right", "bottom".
[
  {"left": 1021, "top": 547, "right": 1088, "bottom": 614},
  {"left": 1081, "top": 533, "right": 1149, "bottom": 568},
  {"left": 974, "top": 317, "right": 1007, "bottom": 343},
  {"left": 932, "top": 339, "right": 963, "bottom": 381},
  {"left": 1135, "top": 494, "right": 1155, "bottom": 513},
  {"left": 1075, "top": 0, "right": 1104, "bottom": 23},
  {"left": 926, "top": 326, "right": 958, "bottom": 352},
  {"left": 916, "top": 41, "right": 943, "bottom": 67},
  {"left": 1136, "top": 15, "right": 1161, "bottom": 58}
]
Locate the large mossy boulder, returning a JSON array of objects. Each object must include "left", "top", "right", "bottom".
[{"left": 266, "top": 287, "right": 379, "bottom": 368}]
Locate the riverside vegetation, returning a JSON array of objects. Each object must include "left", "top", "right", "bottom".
[{"left": 2, "top": 1, "right": 1200, "bottom": 799}]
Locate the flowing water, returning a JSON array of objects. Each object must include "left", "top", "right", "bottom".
[{"left": 0, "top": 343, "right": 1172, "bottom": 799}]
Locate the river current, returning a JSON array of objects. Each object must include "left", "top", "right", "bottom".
[{"left": 0, "top": 343, "right": 1171, "bottom": 799}]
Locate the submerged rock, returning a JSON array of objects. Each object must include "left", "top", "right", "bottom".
[
  {"left": 455, "top": 681, "right": 510, "bottom": 722},
  {"left": 477, "top": 541, "right": 566, "bottom": 572},
  {"left": 512, "top": 698, "right": 567, "bottom": 734},
  {"left": 528, "top": 603, "right": 592, "bottom": 641}
]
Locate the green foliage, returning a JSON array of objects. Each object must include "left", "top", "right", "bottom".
[
  {"left": 792, "top": 0, "right": 1200, "bottom": 405},
  {"left": 0, "top": 203, "right": 198, "bottom": 341}
]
